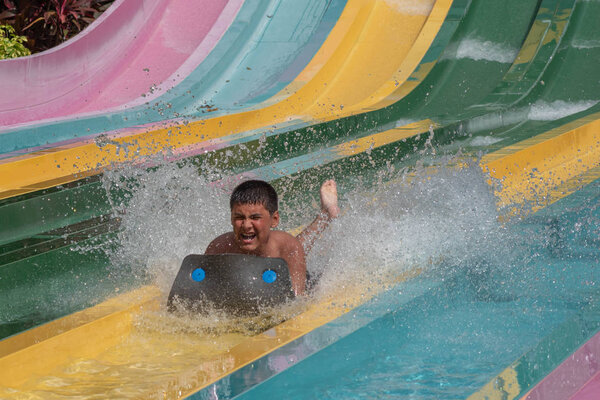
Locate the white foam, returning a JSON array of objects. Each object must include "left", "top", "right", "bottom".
[
  {"left": 383, "top": 0, "right": 435, "bottom": 15},
  {"left": 102, "top": 162, "right": 231, "bottom": 293},
  {"left": 448, "top": 38, "right": 519, "bottom": 63},
  {"left": 528, "top": 100, "right": 599, "bottom": 121},
  {"left": 395, "top": 119, "right": 418, "bottom": 128},
  {"left": 572, "top": 39, "right": 600, "bottom": 49},
  {"left": 470, "top": 136, "right": 503, "bottom": 146}
]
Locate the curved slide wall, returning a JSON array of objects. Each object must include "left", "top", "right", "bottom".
[
  {"left": 0, "top": 0, "right": 240, "bottom": 127},
  {"left": 0, "top": 0, "right": 347, "bottom": 153},
  {"left": 0, "top": 1, "right": 463, "bottom": 395},
  {"left": 0, "top": 0, "right": 451, "bottom": 195}
]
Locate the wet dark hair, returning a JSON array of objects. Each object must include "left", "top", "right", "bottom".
[{"left": 230, "top": 180, "right": 278, "bottom": 214}]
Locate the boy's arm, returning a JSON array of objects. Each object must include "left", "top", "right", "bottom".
[
  {"left": 296, "top": 180, "right": 340, "bottom": 254},
  {"left": 284, "top": 236, "right": 307, "bottom": 295},
  {"left": 295, "top": 212, "right": 332, "bottom": 254}
]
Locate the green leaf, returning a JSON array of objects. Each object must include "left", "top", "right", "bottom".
[{"left": 0, "top": 24, "right": 31, "bottom": 59}]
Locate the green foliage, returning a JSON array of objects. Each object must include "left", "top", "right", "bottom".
[{"left": 0, "top": 24, "right": 31, "bottom": 59}]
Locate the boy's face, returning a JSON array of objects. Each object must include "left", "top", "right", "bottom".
[{"left": 231, "top": 202, "right": 279, "bottom": 254}]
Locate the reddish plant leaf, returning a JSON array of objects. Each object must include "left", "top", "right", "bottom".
[
  {"left": 2, "top": 0, "right": 15, "bottom": 10},
  {"left": 0, "top": 10, "right": 16, "bottom": 21}
]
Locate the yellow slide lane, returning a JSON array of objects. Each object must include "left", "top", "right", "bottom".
[
  {"left": 0, "top": 0, "right": 452, "bottom": 200},
  {"left": 481, "top": 111, "right": 600, "bottom": 215},
  {"left": 0, "top": 272, "right": 420, "bottom": 399}
]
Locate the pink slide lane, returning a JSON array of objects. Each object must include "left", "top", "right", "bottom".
[
  {"left": 570, "top": 372, "right": 600, "bottom": 400},
  {"left": 523, "top": 331, "right": 600, "bottom": 400},
  {"left": 0, "top": 0, "right": 242, "bottom": 128}
]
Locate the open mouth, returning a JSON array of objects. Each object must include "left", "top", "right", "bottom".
[{"left": 240, "top": 233, "right": 256, "bottom": 244}]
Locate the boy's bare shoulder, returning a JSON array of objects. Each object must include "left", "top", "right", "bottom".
[
  {"left": 271, "top": 230, "right": 299, "bottom": 242},
  {"left": 271, "top": 230, "right": 303, "bottom": 252},
  {"left": 205, "top": 232, "right": 235, "bottom": 254}
]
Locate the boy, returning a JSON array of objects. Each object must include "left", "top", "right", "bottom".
[{"left": 205, "top": 179, "right": 340, "bottom": 295}]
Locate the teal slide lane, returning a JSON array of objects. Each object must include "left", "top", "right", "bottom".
[
  {"left": 0, "top": 0, "right": 346, "bottom": 155},
  {"left": 186, "top": 175, "right": 600, "bottom": 399},
  {"left": 185, "top": 276, "right": 444, "bottom": 399}
]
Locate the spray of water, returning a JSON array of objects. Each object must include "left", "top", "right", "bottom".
[
  {"left": 99, "top": 152, "right": 526, "bottom": 333},
  {"left": 308, "top": 159, "right": 522, "bottom": 300},
  {"left": 102, "top": 162, "right": 231, "bottom": 294},
  {"left": 442, "top": 38, "right": 519, "bottom": 63}
]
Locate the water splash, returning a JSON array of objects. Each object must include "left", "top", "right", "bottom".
[
  {"left": 100, "top": 153, "right": 529, "bottom": 330},
  {"left": 528, "top": 100, "right": 599, "bottom": 121},
  {"left": 309, "top": 160, "right": 523, "bottom": 300},
  {"left": 469, "top": 135, "right": 504, "bottom": 147},
  {"left": 102, "top": 161, "right": 231, "bottom": 294},
  {"left": 571, "top": 39, "right": 600, "bottom": 49},
  {"left": 444, "top": 38, "right": 519, "bottom": 63},
  {"left": 383, "top": 0, "right": 435, "bottom": 16}
]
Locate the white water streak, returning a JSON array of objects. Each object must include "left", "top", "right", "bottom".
[
  {"left": 528, "top": 100, "right": 599, "bottom": 121},
  {"left": 383, "top": 0, "right": 435, "bottom": 15},
  {"left": 449, "top": 38, "right": 519, "bottom": 63}
]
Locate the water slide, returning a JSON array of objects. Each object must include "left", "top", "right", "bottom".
[
  {"left": 0, "top": 0, "right": 238, "bottom": 126},
  {"left": 1, "top": 0, "right": 600, "bottom": 398},
  {"left": 0, "top": 0, "right": 346, "bottom": 153}
]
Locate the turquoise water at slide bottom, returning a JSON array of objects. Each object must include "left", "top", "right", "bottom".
[{"left": 234, "top": 181, "right": 600, "bottom": 399}]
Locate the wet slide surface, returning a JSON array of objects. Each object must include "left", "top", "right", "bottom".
[
  {"left": 0, "top": 0, "right": 237, "bottom": 127},
  {"left": 0, "top": 0, "right": 449, "bottom": 197},
  {"left": 0, "top": 0, "right": 347, "bottom": 154},
  {"left": 1, "top": 0, "right": 600, "bottom": 398}
]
